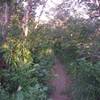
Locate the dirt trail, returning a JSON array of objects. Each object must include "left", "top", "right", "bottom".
[{"left": 50, "top": 58, "right": 71, "bottom": 100}]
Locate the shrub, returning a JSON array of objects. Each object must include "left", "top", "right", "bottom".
[
  {"left": 70, "top": 59, "right": 100, "bottom": 100},
  {"left": 0, "top": 35, "right": 54, "bottom": 100}
]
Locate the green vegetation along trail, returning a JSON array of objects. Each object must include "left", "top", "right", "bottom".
[{"left": 50, "top": 58, "right": 71, "bottom": 100}]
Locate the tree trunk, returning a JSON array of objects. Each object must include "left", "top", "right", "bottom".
[
  {"left": 2, "top": 2, "right": 9, "bottom": 41},
  {"left": 22, "top": 0, "right": 32, "bottom": 37}
]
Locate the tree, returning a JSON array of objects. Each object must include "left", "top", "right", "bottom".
[
  {"left": 0, "top": 0, "right": 47, "bottom": 40},
  {"left": 0, "top": 0, "right": 10, "bottom": 41}
]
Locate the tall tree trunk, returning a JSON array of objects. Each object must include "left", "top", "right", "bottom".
[
  {"left": 22, "top": 0, "right": 32, "bottom": 37},
  {"left": 2, "top": 1, "right": 9, "bottom": 41}
]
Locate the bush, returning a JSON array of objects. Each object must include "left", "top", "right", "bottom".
[
  {"left": 54, "top": 40, "right": 78, "bottom": 63},
  {"left": 0, "top": 35, "right": 54, "bottom": 100},
  {"left": 70, "top": 59, "right": 100, "bottom": 100}
]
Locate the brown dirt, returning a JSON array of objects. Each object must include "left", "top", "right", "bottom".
[{"left": 50, "top": 58, "right": 71, "bottom": 100}]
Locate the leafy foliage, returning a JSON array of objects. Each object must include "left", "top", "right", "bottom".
[
  {"left": 0, "top": 34, "right": 54, "bottom": 100},
  {"left": 70, "top": 59, "right": 100, "bottom": 100},
  {"left": 53, "top": 16, "right": 100, "bottom": 100}
]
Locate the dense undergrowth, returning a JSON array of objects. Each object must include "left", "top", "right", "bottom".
[
  {"left": 70, "top": 59, "right": 100, "bottom": 100},
  {"left": 0, "top": 33, "right": 54, "bottom": 100},
  {"left": 0, "top": 15, "right": 100, "bottom": 100},
  {"left": 54, "top": 32, "right": 100, "bottom": 100}
]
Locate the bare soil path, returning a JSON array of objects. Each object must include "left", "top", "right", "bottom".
[{"left": 50, "top": 58, "right": 71, "bottom": 100}]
